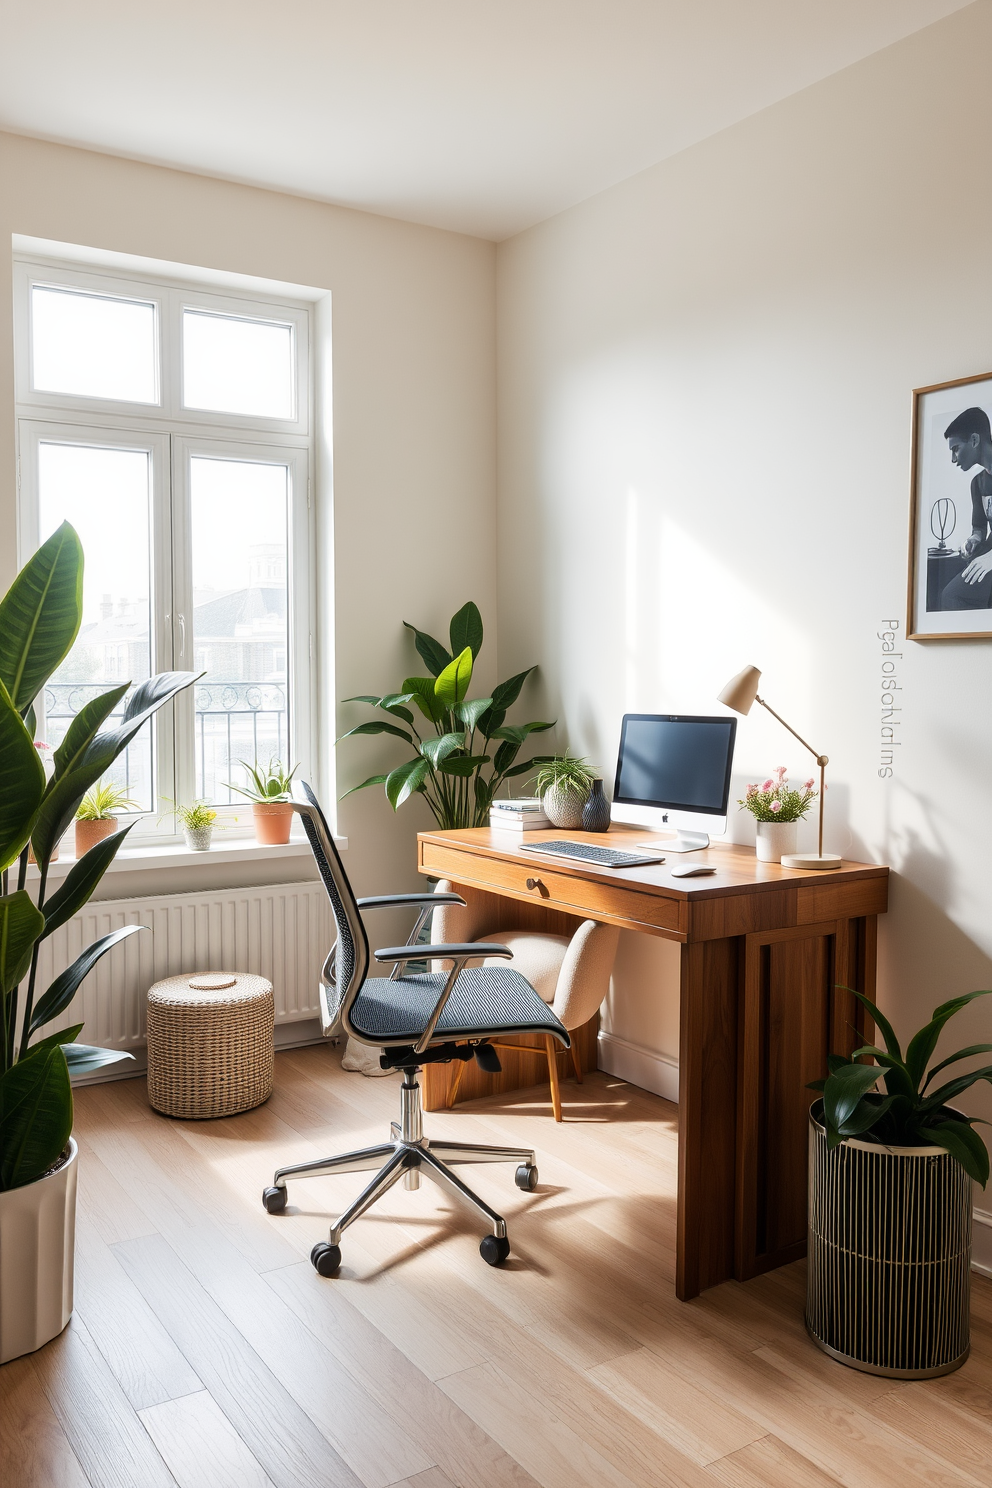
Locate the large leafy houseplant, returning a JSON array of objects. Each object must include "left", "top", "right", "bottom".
[
  {"left": 340, "top": 602, "right": 554, "bottom": 829},
  {"left": 0, "top": 522, "right": 197, "bottom": 1191},
  {"left": 811, "top": 987, "right": 992, "bottom": 1184}
]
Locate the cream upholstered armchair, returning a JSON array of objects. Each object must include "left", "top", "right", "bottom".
[{"left": 431, "top": 881, "right": 619, "bottom": 1120}]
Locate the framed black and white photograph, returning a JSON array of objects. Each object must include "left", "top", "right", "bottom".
[{"left": 909, "top": 370, "right": 992, "bottom": 640}]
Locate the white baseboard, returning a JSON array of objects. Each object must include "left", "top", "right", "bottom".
[
  {"left": 70, "top": 1017, "right": 329, "bottom": 1086},
  {"left": 598, "top": 1030, "right": 679, "bottom": 1103},
  {"left": 974, "top": 1207, "right": 992, "bottom": 1278}
]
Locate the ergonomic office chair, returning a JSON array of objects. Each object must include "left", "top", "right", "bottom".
[{"left": 262, "top": 783, "right": 570, "bottom": 1275}]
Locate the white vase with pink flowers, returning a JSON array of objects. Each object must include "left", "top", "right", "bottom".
[{"left": 739, "top": 766, "right": 818, "bottom": 865}]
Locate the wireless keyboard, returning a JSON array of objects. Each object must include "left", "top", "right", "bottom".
[{"left": 520, "top": 840, "right": 666, "bottom": 869}]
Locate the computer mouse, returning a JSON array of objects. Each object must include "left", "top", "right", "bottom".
[{"left": 670, "top": 864, "right": 717, "bottom": 877}]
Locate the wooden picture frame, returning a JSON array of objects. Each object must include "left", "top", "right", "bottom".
[{"left": 908, "top": 370, "right": 992, "bottom": 640}]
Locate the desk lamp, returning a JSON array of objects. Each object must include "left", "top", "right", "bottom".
[{"left": 717, "top": 665, "right": 841, "bottom": 870}]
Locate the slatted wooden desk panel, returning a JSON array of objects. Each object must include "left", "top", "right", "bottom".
[{"left": 418, "top": 826, "right": 889, "bottom": 1301}]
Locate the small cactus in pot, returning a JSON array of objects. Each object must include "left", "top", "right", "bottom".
[{"left": 531, "top": 754, "right": 597, "bottom": 829}]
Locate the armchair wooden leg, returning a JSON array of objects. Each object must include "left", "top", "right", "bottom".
[
  {"left": 446, "top": 1059, "right": 467, "bottom": 1109},
  {"left": 569, "top": 1043, "right": 583, "bottom": 1084},
  {"left": 545, "top": 1035, "right": 563, "bottom": 1122}
]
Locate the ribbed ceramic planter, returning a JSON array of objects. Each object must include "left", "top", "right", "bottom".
[
  {"left": 755, "top": 819, "right": 798, "bottom": 863},
  {"left": 0, "top": 1139, "right": 77, "bottom": 1364},
  {"left": 542, "top": 784, "right": 588, "bottom": 829},
  {"left": 806, "top": 1104, "right": 972, "bottom": 1378}
]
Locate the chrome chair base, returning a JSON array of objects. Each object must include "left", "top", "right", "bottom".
[{"left": 263, "top": 1069, "right": 537, "bottom": 1270}]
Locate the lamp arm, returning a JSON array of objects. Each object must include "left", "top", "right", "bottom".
[
  {"left": 755, "top": 696, "right": 827, "bottom": 767},
  {"left": 756, "top": 695, "right": 828, "bottom": 859}
]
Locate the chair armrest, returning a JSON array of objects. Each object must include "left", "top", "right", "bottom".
[
  {"left": 357, "top": 893, "right": 466, "bottom": 910},
  {"left": 374, "top": 942, "right": 512, "bottom": 963}
]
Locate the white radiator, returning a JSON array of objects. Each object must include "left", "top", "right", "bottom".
[{"left": 34, "top": 881, "right": 331, "bottom": 1053}]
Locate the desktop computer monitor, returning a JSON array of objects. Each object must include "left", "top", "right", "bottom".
[{"left": 611, "top": 713, "right": 738, "bottom": 852}]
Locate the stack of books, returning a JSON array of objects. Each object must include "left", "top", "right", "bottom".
[{"left": 489, "top": 798, "right": 550, "bottom": 832}]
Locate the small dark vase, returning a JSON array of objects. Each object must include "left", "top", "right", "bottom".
[{"left": 582, "top": 778, "right": 611, "bottom": 832}]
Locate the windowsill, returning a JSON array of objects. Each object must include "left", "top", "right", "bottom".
[{"left": 25, "top": 833, "right": 346, "bottom": 881}]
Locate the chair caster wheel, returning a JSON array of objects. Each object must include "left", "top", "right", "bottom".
[
  {"left": 311, "top": 1242, "right": 342, "bottom": 1276},
  {"left": 480, "top": 1234, "right": 511, "bottom": 1267},
  {"left": 262, "top": 1185, "right": 287, "bottom": 1214},
  {"left": 515, "top": 1164, "right": 538, "bottom": 1191}
]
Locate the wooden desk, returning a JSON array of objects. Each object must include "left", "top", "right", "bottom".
[{"left": 418, "top": 826, "right": 888, "bottom": 1301}]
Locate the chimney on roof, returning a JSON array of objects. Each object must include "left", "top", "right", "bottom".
[{"left": 101, "top": 593, "right": 113, "bottom": 620}]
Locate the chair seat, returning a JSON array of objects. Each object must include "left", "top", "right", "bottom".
[
  {"left": 473, "top": 931, "right": 570, "bottom": 1005},
  {"left": 351, "top": 965, "right": 570, "bottom": 1046}
]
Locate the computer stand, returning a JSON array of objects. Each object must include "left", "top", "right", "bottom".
[{"left": 646, "top": 829, "right": 710, "bottom": 853}]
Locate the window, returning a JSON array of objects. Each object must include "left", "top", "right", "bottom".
[{"left": 14, "top": 257, "right": 315, "bottom": 844}]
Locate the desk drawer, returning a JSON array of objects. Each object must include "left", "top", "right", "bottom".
[{"left": 420, "top": 842, "right": 684, "bottom": 937}]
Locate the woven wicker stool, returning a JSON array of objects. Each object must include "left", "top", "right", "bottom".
[{"left": 147, "top": 972, "right": 274, "bottom": 1119}]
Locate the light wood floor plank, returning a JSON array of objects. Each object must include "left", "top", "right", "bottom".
[
  {"left": 73, "top": 1210, "right": 202, "bottom": 1410},
  {"left": 706, "top": 1434, "right": 845, "bottom": 1488},
  {"left": 0, "top": 1354, "right": 90, "bottom": 1488},
  {"left": 112, "top": 1231, "right": 367, "bottom": 1488},
  {"left": 27, "top": 1316, "right": 179, "bottom": 1488},
  {"left": 7, "top": 1046, "right": 992, "bottom": 1488},
  {"left": 267, "top": 1260, "right": 545, "bottom": 1488},
  {"left": 138, "top": 1390, "right": 276, "bottom": 1488}
]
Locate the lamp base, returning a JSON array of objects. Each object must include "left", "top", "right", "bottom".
[{"left": 781, "top": 852, "right": 843, "bottom": 871}]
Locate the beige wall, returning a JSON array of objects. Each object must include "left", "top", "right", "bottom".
[
  {"left": 496, "top": 2, "right": 992, "bottom": 1128},
  {"left": 0, "top": 133, "right": 496, "bottom": 908}
]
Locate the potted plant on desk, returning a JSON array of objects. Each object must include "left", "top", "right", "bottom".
[
  {"left": 807, "top": 987, "right": 991, "bottom": 1378},
  {"left": 0, "top": 522, "right": 197, "bottom": 1363},
  {"left": 738, "top": 766, "right": 817, "bottom": 862}
]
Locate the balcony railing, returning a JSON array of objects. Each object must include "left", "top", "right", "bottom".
[{"left": 42, "top": 680, "right": 288, "bottom": 808}]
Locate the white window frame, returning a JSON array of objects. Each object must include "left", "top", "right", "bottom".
[{"left": 14, "top": 255, "right": 316, "bottom": 847}]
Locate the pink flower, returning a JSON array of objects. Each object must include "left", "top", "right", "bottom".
[
  {"left": 804, "top": 777, "right": 815, "bottom": 791},
  {"left": 770, "top": 800, "right": 782, "bottom": 813},
  {"left": 774, "top": 765, "right": 787, "bottom": 783},
  {"left": 761, "top": 779, "right": 774, "bottom": 792},
  {"left": 746, "top": 784, "right": 758, "bottom": 795}
]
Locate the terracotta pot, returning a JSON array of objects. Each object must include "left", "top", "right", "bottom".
[
  {"left": 252, "top": 801, "right": 293, "bottom": 845},
  {"left": 0, "top": 1139, "right": 77, "bottom": 1364},
  {"left": 75, "top": 817, "right": 118, "bottom": 858}
]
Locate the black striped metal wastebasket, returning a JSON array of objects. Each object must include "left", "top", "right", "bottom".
[{"left": 806, "top": 1104, "right": 972, "bottom": 1378}]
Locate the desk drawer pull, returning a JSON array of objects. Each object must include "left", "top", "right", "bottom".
[{"left": 525, "top": 877, "right": 544, "bottom": 892}]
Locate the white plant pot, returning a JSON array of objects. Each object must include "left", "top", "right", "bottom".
[
  {"left": 183, "top": 824, "right": 213, "bottom": 852},
  {"left": 541, "top": 784, "right": 588, "bottom": 829},
  {"left": 755, "top": 820, "right": 798, "bottom": 863},
  {"left": 0, "top": 1138, "right": 77, "bottom": 1364}
]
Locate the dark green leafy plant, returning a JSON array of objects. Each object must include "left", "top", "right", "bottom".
[
  {"left": 810, "top": 987, "right": 992, "bottom": 1186},
  {"left": 0, "top": 522, "right": 198, "bottom": 1191},
  {"left": 340, "top": 602, "right": 554, "bottom": 830}
]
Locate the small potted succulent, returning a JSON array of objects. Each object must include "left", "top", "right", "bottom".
[
  {"left": 74, "top": 780, "right": 138, "bottom": 858},
  {"left": 738, "top": 765, "right": 817, "bottom": 862},
  {"left": 228, "top": 758, "right": 299, "bottom": 844},
  {"left": 175, "top": 800, "right": 218, "bottom": 851},
  {"left": 531, "top": 754, "right": 597, "bottom": 829},
  {"left": 807, "top": 987, "right": 991, "bottom": 1377}
]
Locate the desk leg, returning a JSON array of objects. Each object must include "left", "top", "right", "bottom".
[{"left": 677, "top": 938, "right": 739, "bottom": 1301}]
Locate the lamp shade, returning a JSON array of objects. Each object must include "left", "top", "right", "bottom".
[{"left": 718, "top": 665, "right": 762, "bottom": 716}]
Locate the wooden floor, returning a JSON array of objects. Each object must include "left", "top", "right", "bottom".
[{"left": 4, "top": 1048, "right": 992, "bottom": 1488}]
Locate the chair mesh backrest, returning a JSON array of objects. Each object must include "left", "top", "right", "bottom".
[{"left": 297, "top": 782, "right": 370, "bottom": 1029}]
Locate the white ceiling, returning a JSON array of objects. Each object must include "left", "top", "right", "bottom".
[{"left": 0, "top": 1, "right": 971, "bottom": 240}]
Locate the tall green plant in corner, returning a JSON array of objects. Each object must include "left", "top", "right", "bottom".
[
  {"left": 340, "top": 602, "right": 555, "bottom": 829},
  {"left": 0, "top": 522, "right": 198, "bottom": 1191}
]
